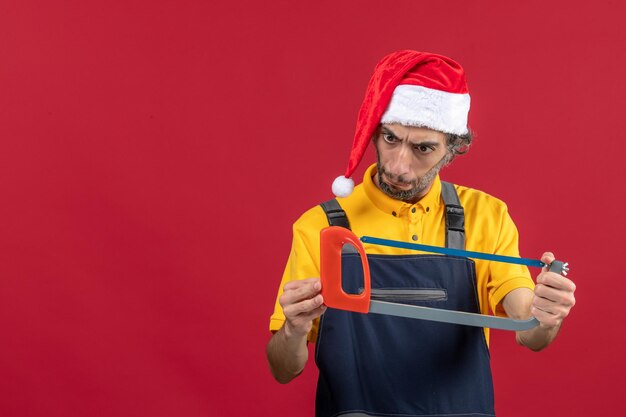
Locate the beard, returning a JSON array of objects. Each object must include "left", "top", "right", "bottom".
[{"left": 376, "top": 153, "right": 450, "bottom": 202}]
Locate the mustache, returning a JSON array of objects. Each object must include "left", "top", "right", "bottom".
[{"left": 378, "top": 167, "right": 417, "bottom": 186}]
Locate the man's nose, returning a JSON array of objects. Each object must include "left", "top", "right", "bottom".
[{"left": 387, "top": 144, "right": 412, "bottom": 178}]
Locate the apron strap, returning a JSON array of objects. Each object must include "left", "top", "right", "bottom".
[
  {"left": 441, "top": 181, "right": 466, "bottom": 250},
  {"left": 320, "top": 199, "right": 351, "bottom": 230},
  {"left": 320, "top": 181, "right": 466, "bottom": 250}
]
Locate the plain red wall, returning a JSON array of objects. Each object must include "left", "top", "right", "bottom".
[{"left": 1, "top": 1, "right": 624, "bottom": 416}]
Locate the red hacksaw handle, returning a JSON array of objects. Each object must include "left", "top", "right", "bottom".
[{"left": 320, "top": 226, "right": 370, "bottom": 313}]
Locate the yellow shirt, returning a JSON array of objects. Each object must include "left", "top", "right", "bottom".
[{"left": 269, "top": 163, "right": 534, "bottom": 344}]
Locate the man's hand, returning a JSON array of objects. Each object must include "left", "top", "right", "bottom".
[
  {"left": 532, "top": 252, "right": 577, "bottom": 329},
  {"left": 280, "top": 277, "right": 327, "bottom": 338},
  {"left": 267, "top": 277, "right": 326, "bottom": 383},
  {"left": 503, "top": 252, "right": 577, "bottom": 351}
]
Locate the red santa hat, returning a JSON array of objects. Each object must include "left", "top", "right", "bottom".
[{"left": 331, "top": 50, "right": 471, "bottom": 197}]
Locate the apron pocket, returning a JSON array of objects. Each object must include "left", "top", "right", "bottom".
[{"left": 362, "top": 288, "right": 448, "bottom": 302}]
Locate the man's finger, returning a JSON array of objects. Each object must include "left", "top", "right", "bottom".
[
  {"left": 531, "top": 306, "right": 562, "bottom": 328},
  {"left": 537, "top": 272, "right": 576, "bottom": 292},
  {"left": 280, "top": 279, "right": 321, "bottom": 306},
  {"left": 283, "top": 294, "right": 324, "bottom": 318},
  {"left": 534, "top": 284, "right": 576, "bottom": 306},
  {"left": 283, "top": 277, "right": 320, "bottom": 290},
  {"left": 540, "top": 252, "right": 555, "bottom": 266},
  {"left": 532, "top": 296, "right": 570, "bottom": 316},
  {"left": 294, "top": 304, "right": 328, "bottom": 324}
]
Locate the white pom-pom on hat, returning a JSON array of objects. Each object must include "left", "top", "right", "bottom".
[{"left": 332, "top": 175, "right": 354, "bottom": 197}]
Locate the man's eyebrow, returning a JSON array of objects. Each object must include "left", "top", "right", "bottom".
[
  {"left": 410, "top": 140, "right": 441, "bottom": 147},
  {"left": 381, "top": 126, "right": 399, "bottom": 138},
  {"left": 381, "top": 126, "right": 441, "bottom": 146}
]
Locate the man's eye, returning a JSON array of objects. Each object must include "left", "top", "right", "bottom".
[
  {"left": 415, "top": 145, "right": 434, "bottom": 154},
  {"left": 383, "top": 134, "right": 397, "bottom": 143}
]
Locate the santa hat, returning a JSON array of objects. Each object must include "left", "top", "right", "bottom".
[{"left": 331, "top": 50, "right": 471, "bottom": 197}]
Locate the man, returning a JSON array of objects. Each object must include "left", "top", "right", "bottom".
[{"left": 266, "top": 50, "right": 576, "bottom": 417}]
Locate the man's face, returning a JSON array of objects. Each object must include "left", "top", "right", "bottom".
[{"left": 374, "top": 124, "right": 451, "bottom": 203}]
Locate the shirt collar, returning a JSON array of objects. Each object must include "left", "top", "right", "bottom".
[{"left": 362, "top": 163, "right": 442, "bottom": 216}]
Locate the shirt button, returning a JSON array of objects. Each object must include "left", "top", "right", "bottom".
[
  {"left": 392, "top": 211, "right": 397, "bottom": 217},
  {"left": 426, "top": 207, "right": 430, "bottom": 212},
  {"left": 412, "top": 234, "right": 418, "bottom": 241},
  {"left": 411, "top": 207, "right": 416, "bottom": 213}
]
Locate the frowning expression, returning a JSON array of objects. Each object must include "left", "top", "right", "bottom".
[{"left": 374, "top": 124, "right": 451, "bottom": 203}]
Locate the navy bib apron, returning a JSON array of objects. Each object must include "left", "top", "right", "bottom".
[{"left": 315, "top": 182, "right": 495, "bottom": 417}]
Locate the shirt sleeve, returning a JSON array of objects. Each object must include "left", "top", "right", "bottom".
[
  {"left": 486, "top": 206, "right": 535, "bottom": 317},
  {"left": 269, "top": 208, "right": 326, "bottom": 343}
]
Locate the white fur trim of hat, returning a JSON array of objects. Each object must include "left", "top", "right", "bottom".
[{"left": 381, "top": 85, "right": 470, "bottom": 135}]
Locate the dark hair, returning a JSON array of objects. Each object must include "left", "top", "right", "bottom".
[{"left": 445, "top": 128, "right": 473, "bottom": 162}]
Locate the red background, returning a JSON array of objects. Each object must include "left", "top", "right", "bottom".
[{"left": 1, "top": 1, "right": 624, "bottom": 416}]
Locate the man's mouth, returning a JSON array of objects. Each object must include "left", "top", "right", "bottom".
[{"left": 383, "top": 175, "right": 414, "bottom": 190}]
